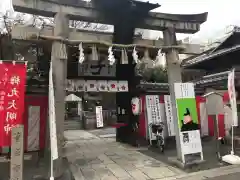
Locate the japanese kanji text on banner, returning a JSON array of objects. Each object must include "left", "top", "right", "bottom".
[{"left": 0, "top": 62, "right": 27, "bottom": 147}]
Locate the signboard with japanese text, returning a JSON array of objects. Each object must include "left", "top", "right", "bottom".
[
  {"left": 145, "top": 95, "right": 162, "bottom": 141},
  {"left": 174, "top": 83, "right": 203, "bottom": 163},
  {"left": 164, "top": 95, "right": 175, "bottom": 136},
  {"left": 0, "top": 62, "right": 27, "bottom": 147},
  {"left": 10, "top": 125, "right": 24, "bottom": 180},
  {"left": 96, "top": 106, "right": 104, "bottom": 128},
  {"left": 78, "top": 60, "right": 116, "bottom": 77},
  {"left": 66, "top": 80, "right": 128, "bottom": 92}
]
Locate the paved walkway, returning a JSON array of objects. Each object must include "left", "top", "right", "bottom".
[{"left": 64, "top": 130, "right": 185, "bottom": 180}]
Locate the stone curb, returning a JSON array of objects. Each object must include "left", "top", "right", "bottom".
[{"left": 161, "top": 164, "right": 240, "bottom": 180}]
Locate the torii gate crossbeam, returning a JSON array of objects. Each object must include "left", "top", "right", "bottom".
[{"left": 13, "top": 0, "right": 207, "bottom": 33}]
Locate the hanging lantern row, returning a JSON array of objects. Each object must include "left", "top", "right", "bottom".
[{"left": 78, "top": 43, "right": 165, "bottom": 66}]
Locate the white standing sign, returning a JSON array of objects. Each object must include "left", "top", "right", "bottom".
[
  {"left": 164, "top": 95, "right": 175, "bottom": 136},
  {"left": 228, "top": 69, "right": 238, "bottom": 126},
  {"left": 96, "top": 106, "right": 104, "bottom": 128},
  {"left": 174, "top": 83, "right": 203, "bottom": 164},
  {"left": 180, "top": 130, "right": 202, "bottom": 155},
  {"left": 145, "top": 95, "right": 162, "bottom": 140}
]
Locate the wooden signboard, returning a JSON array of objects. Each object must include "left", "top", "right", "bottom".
[
  {"left": 78, "top": 60, "right": 116, "bottom": 77},
  {"left": 10, "top": 125, "right": 24, "bottom": 180}
]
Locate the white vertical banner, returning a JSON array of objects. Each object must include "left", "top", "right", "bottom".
[
  {"left": 228, "top": 69, "right": 238, "bottom": 126},
  {"left": 164, "top": 95, "right": 175, "bottom": 136},
  {"left": 49, "top": 62, "right": 59, "bottom": 160},
  {"left": 96, "top": 106, "right": 104, "bottom": 128}
]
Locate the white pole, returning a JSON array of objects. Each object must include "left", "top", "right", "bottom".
[
  {"left": 231, "top": 125, "right": 234, "bottom": 155},
  {"left": 50, "top": 153, "right": 54, "bottom": 180}
]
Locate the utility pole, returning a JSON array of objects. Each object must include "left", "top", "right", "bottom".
[
  {"left": 50, "top": 12, "right": 69, "bottom": 177},
  {"left": 163, "top": 27, "right": 183, "bottom": 161}
]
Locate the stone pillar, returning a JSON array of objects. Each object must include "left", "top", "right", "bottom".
[
  {"left": 163, "top": 28, "right": 183, "bottom": 161},
  {"left": 51, "top": 12, "right": 69, "bottom": 177}
]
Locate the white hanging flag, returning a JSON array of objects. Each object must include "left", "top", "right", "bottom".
[
  {"left": 121, "top": 49, "right": 128, "bottom": 64},
  {"left": 156, "top": 49, "right": 166, "bottom": 67},
  {"left": 108, "top": 46, "right": 116, "bottom": 65},
  {"left": 118, "top": 81, "right": 128, "bottom": 92},
  {"left": 97, "top": 80, "right": 108, "bottom": 92},
  {"left": 75, "top": 80, "right": 85, "bottom": 92},
  {"left": 86, "top": 80, "right": 98, "bottom": 92},
  {"left": 78, "top": 43, "right": 85, "bottom": 64},
  {"left": 108, "top": 80, "right": 118, "bottom": 92},
  {"left": 91, "top": 45, "right": 99, "bottom": 61},
  {"left": 228, "top": 69, "right": 238, "bottom": 126},
  {"left": 132, "top": 47, "right": 139, "bottom": 64}
]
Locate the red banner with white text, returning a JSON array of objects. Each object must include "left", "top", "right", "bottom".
[{"left": 0, "top": 62, "right": 27, "bottom": 147}]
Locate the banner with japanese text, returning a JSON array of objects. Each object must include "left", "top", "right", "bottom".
[{"left": 0, "top": 62, "right": 27, "bottom": 147}]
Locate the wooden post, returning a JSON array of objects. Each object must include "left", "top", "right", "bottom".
[
  {"left": 163, "top": 27, "right": 183, "bottom": 161},
  {"left": 51, "top": 12, "right": 69, "bottom": 177},
  {"left": 10, "top": 125, "right": 24, "bottom": 180}
]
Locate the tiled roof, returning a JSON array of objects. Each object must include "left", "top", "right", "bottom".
[
  {"left": 181, "top": 27, "right": 240, "bottom": 68},
  {"left": 181, "top": 44, "right": 240, "bottom": 68},
  {"left": 139, "top": 70, "right": 233, "bottom": 90}
]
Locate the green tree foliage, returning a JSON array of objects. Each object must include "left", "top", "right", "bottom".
[{"left": 136, "top": 62, "right": 168, "bottom": 83}]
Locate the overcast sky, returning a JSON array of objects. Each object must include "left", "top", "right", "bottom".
[{"left": 1, "top": 0, "right": 240, "bottom": 43}]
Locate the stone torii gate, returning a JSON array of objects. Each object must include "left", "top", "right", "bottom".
[{"left": 12, "top": 0, "right": 208, "bottom": 177}]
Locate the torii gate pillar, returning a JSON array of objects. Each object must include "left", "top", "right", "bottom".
[
  {"left": 50, "top": 12, "right": 69, "bottom": 177},
  {"left": 163, "top": 28, "right": 183, "bottom": 161}
]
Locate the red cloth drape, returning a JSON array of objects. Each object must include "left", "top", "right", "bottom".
[{"left": 0, "top": 62, "right": 26, "bottom": 147}]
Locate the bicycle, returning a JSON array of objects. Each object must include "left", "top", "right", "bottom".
[{"left": 149, "top": 122, "right": 165, "bottom": 153}]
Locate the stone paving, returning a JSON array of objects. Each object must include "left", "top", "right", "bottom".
[{"left": 64, "top": 130, "right": 185, "bottom": 180}]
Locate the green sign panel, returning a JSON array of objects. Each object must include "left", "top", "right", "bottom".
[{"left": 176, "top": 98, "right": 199, "bottom": 132}]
